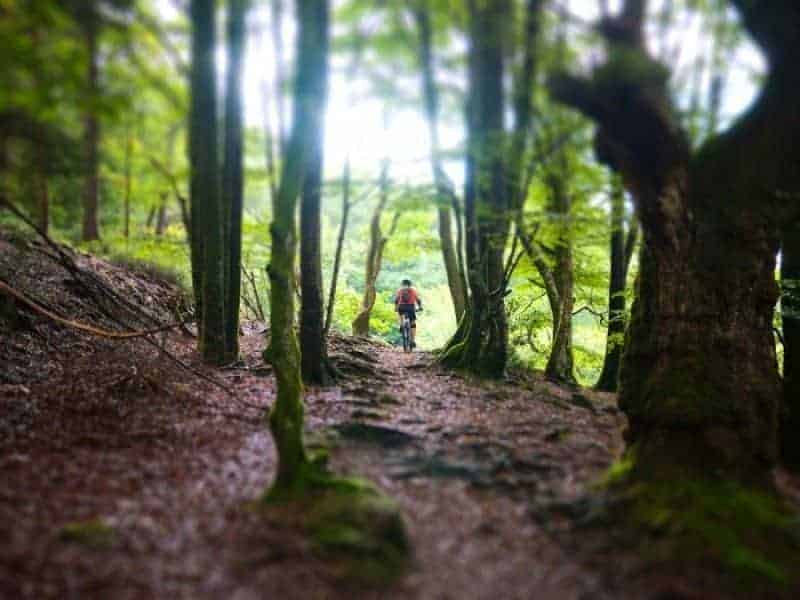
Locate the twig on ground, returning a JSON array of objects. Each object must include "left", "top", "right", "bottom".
[{"left": 0, "top": 279, "right": 188, "bottom": 339}]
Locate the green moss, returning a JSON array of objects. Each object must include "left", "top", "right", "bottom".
[
  {"left": 597, "top": 453, "right": 636, "bottom": 488},
  {"left": 58, "top": 518, "right": 116, "bottom": 549},
  {"left": 625, "top": 478, "right": 798, "bottom": 587},
  {"left": 260, "top": 462, "right": 410, "bottom": 586},
  {"left": 306, "top": 484, "right": 409, "bottom": 585},
  {"left": 627, "top": 354, "right": 734, "bottom": 428}
]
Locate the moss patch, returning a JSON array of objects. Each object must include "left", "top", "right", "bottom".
[
  {"left": 607, "top": 474, "right": 800, "bottom": 591},
  {"left": 58, "top": 518, "right": 116, "bottom": 549},
  {"left": 261, "top": 461, "right": 410, "bottom": 586}
]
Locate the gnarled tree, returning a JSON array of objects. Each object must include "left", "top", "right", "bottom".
[
  {"left": 351, "top": 160, "right": 400, "bottom": 336},
  {"left": 551, "top": 0, "right": 800, "bottom": 484}
]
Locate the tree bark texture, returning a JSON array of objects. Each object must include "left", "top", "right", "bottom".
[
  {"left": 266, "top": 0, "right": 330, "bottom": 492},
  {"left": 440, "top": 0, "right": 511, "bottom": 378},
  {"left": 222, "top": 0, "right": 248, "bottom": 361},
  {"left": 551, "top": 0, "right": 800, "bottom": 482},
  {"left": 299, "top": 0, "right": 331, "bottom": 385},
  {"left": 189, "top": 0, "right": 226, "bottom": 364}
]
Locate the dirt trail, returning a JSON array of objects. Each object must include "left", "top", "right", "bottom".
[
  {"left": 325, "top": 345, "right": 628, "bottom": 600},
  {"left": 2, "top": 326, "right": 636, "bottom": 600}
]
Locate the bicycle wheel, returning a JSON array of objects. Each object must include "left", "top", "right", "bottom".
[{"left": 402, "top": 318, "right": 411, "bottom": 352}]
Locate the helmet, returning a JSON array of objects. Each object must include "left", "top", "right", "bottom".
[{"left": 401, "top": 279, "right": 412, "bottom": 286}]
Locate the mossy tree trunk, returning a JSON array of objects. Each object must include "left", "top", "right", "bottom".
[
  {"left": 596, "top": 176, "right": 637, "bottom": 392},
  {"left": 299, "top": 0, "right": 332, "bottom": 385},
  {"left": 222, "top": 0, "right": 248, "bottom": 362},
  {"left": 351, "top": 161, "right": 399, "bottom": 336},
  {"left": 413, "top": 0, "right": 467, "bottom": 323},
  {"left": 781, "top": 222, "right": 800, "bottom": 468},
  {"left": 551, "top": 0, "right": 800, "bottom": 483},
  {"left": 189, "top": 0, "right": 226, "bottom": 364},
  {"left": 265, "top": 0, "right": 329, "bottom": 493},
  {"left": 440, "top": 0, "right": 511, "bottom": 378}
]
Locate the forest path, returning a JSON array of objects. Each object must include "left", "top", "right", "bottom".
[
  {"left": 318, "top": 342, "right": 630, "bottom": 599},
  {"left": 1, "top": 329, "right": 631, "bottom": 600}
]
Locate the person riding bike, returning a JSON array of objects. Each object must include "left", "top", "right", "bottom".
[{"left": 394, "top": 279, "right": 423, "bottom": 348}]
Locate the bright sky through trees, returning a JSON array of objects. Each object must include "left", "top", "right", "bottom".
[{"left": 156, "top": 0, "right": 765, "bottom": 185}]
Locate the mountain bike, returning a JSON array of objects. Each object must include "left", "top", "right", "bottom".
[
  {"left": 399, "top": 308, "right": 422, "bottom": 353},
  {"left": 400, "top": 314, "right": 412, "bottom": 352}
]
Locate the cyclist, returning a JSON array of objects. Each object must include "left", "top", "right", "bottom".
[{"left": 394, "top": 278, "right": 423, "bottom": 348}]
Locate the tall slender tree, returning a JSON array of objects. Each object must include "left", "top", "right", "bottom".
[
  {"left": 222, "top": 0, "right": 248, "bottom": 361},
  {"left": 265, "top": 0, "right": 330, "bottom": 493},
  {"left": 542, "top": 148, "right": 576, "bottom": 384},
  {"left": 189, "top": 0, "right": 226, "bottom": 363},
  {"left": 440, "top": 0, "right": 512, "bottom": 378},
  {"left": 596, "top": 176, "right": 637, "bottom": 392},
  {"left": 324, "top": 158, "right": 351, "bottom": 337},
  {"left": 299, "top": 0, "right": 332, "bottom": 385},
  {"left": 81, "top": 3, "right": 101, "bottom": 242}
]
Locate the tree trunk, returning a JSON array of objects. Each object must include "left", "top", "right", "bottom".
[
  {"left": 440, "top": 0, "right": 511, "bottom": 378},
  {"left": 189, "top": 0, "right": 226, "bottom": 364},
  {"left": 82, "top": 13, "right": 101, "bottom": 242},
  {"left": 222, "top": 0, "right": 248, "bottom": 361},
  {"left": 413, "top": 0, "right": 466, "bottom": 323},
  {"left": 352, "top": 161, "right": 396, "bottom": 336},
  {"left": 299, "top": 0, "right": 331, "bottom": 385},
  {"left": 155, "top": 193, "right": 168, "bottom": 235},
  {"left": 266, "top": 0, "right": 329, "bottom": 494},
  {"left": 550, "top": 0, "right": 799, "bottom": 483},
  {"left": 324, "top": 158, "right": 351, "bottom": 337},
  {"left": 596, "top": 177, "right": 629, "bottom": 391},
  {"left": 544, "top": 159, "right": 576, "bottom": 385},
  {"left": 781, "top": 222, "right": 800, "bottom": 468}
]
